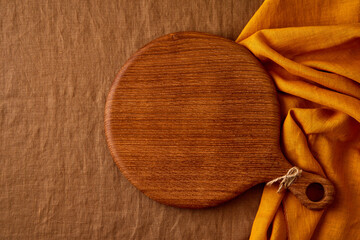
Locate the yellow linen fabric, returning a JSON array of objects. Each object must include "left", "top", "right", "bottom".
[{"left": 236, "top": 0, "right": 360, "bottom": 239}]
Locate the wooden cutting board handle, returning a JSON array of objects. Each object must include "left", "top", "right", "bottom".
[{"left": 288, "top": 171, "right": 335, "bottom": 210}]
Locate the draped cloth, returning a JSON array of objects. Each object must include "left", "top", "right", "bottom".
[{"left": 236, "top": 0, "right": 360, "bottom": 239}]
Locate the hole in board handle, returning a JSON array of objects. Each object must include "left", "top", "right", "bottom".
[{"left": 306, "top": 182, "right": 325, "bottom": 202}]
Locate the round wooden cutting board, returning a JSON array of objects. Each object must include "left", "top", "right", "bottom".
[{"left": 105, "top": 32, "right": 334, "bottom": 210}]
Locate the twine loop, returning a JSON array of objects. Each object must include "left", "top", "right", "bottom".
[{"left": 266, "top": 167, "right": 302, "bottom": 193}]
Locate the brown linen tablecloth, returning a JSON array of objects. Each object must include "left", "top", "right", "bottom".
[{"left": 0, "top": 0, "right": 264, "bottom": 239}]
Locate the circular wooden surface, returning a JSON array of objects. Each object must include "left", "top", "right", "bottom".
[{"left": 105, "top": 32, "right": 284, "bottom": 208}]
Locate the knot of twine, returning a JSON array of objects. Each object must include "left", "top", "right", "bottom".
[{"left": 266, "top": 167, "right": 303, "bottom": 193}]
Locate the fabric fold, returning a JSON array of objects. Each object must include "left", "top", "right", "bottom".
[{"left": 237, "top": 0, "right": 360, "bottom": 238}]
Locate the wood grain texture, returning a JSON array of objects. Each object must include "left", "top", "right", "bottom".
[{"left": 105, "top": 32, "right": 335, "bottom": 209}]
